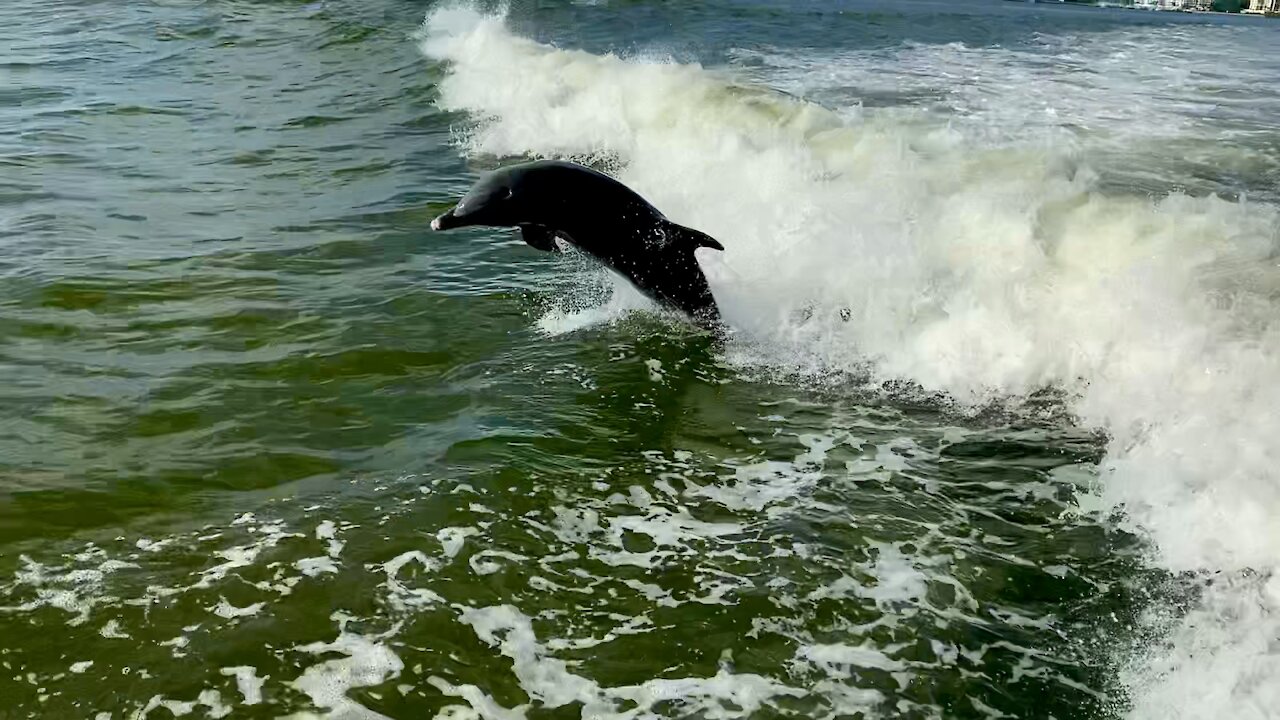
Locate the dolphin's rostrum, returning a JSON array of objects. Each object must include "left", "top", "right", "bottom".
[{"left": 431, "top": 160, "right": 724, "bottom": 324}]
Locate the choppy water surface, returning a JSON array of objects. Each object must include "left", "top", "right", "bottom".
[{"left": 3, "top": 1, "right": 1280, "bottom": 718}]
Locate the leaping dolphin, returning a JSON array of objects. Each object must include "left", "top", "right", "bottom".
[{"left": 431, "top": 160, "right": 724, "bottom": 325}]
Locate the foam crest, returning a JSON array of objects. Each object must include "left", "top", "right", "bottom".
[{"left": 420, "top": 8, "right": 1280, "bottom": 718}]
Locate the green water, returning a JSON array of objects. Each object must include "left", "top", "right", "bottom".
[{"left": 8, "top": 0, "right": 1274, "bottom": 717}]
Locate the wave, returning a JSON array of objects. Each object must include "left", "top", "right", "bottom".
[{"left": 419, "top": 6, "right": 1280, "bottom": 719}]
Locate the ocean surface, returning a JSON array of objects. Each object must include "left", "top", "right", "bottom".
[{"left": 3, "top": 1, "right": 1280, "bottom": 718}]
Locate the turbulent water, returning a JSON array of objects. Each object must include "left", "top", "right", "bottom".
[{"left": 3, "top": 1, "right": 1280, "bottom": 718}]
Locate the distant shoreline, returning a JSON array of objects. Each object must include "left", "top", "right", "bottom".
[{"left": 1011, "top": 0, "right": 1278, "bottom": 17}]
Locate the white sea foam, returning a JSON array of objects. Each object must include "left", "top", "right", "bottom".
[
  {"left": 0, "top": 552, "right": 137, "bottom": 626},
  {"left": 99, "top": 618, "right": 130, "bottom": 639},
  {"left": 290, "top": 618, "right": 403, "bottom": 720},
  {"left": 420, "top": 8, "right": 1280, "bottom": 719},
  {"left": 210, "top": 598, "right": 265, "bottom": 619},
  {"left": 377, "top": 551, "right": 445, "bottom": 611},
  {"left": 195, "top": 519, "right": 301, "bottom": 589},
  {"left": 437, "top": 526, "right": 480, "bottom": 559},
  {"left": 316, "top": 519, "right": 345, "bottom": 558},
  {"left": 443, "top": 604, "right": 804, "bottom": 719},
  {"left": 135, "top": 690, "right": 230, "bottom": 719},
  {"left": 543, "top": 496, "right": 744, "bottom": 570},
  {"left": 221, "top": 666, "right": 266, "bottom": 705},
  {"left": 295, "top": 556, "right": 339, "bottom": 577}
]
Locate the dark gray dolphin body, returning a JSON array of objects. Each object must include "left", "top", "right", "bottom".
[{"left": 431, "top": 160, "right": 724, "bottom": 324}]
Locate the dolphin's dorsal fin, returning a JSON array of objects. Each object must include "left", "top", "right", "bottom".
[{"left": 663, "top": 220, "right": 725, "bottom": 252}]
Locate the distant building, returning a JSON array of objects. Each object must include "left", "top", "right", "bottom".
[{"left": 1243, "top": 0, "right": 1280, "bottom": 10}]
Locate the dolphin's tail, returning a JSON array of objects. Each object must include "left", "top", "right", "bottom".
[
  {"left": 644, "top": 220, "right": 722, "bottom": 327},
  {"left": 663, "top": 220, "right": 725, "bottom": 252}
]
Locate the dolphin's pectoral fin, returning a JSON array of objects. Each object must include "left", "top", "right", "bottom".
[
  {"left": 518, "top": 224, "right": 562, "bottom": 252},
  {"left": 662, "top": 220, "right": 725, "bottom": 251}
]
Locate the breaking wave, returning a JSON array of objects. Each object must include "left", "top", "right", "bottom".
[{"left": 420, "top": 7, "right": 1280, "bottom": 719}]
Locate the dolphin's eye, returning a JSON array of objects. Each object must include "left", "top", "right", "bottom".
[{"left": 502, "top": 187, "right": 514, "bottom": 200}]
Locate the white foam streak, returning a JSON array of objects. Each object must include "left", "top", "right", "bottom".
[
  {"left": 291, "top": 623, "right": 402, "bottom": 719},
  {"left": 454, "top": 604, "right": 804, "bottom": 719},
  {"left": 378, "top": 550, "right": 445, "bottom": 611},
  {"left": 221, "top": 666, "right": 266, "bottom": 705},
  {"left": 420, "top": 8, "right": 1280, "bottom": 719}
]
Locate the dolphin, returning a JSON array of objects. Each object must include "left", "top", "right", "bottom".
[{"left": 431, "top": 160, "right": 724, "bottom": 325}]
